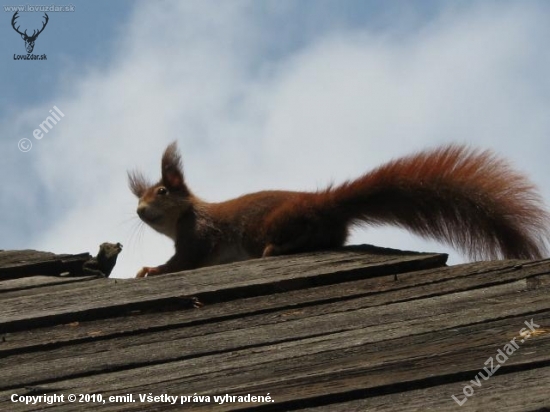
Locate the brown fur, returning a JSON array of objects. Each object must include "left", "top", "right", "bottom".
[{"left": 130, "top": 142, "right": 549, "bottom": 277}]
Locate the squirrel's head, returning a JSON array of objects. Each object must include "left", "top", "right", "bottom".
[{"left": 128, "top": 142, "right": 194, "bottom": 240}]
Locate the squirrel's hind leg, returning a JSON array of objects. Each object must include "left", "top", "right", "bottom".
[{"left": 262, "top": 225, "right": 347, "bottom": 258}]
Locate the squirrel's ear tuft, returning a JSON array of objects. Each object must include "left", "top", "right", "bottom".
[
  {"left": 128, "top": 170, "right": 149, "bottom": 198},
  {"left": 162, "top": 141, "right": 187, "bottom": 191}
]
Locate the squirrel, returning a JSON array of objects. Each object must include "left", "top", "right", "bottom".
[{"left": 129, "top": 142, "right": 549, "bottom": 278}]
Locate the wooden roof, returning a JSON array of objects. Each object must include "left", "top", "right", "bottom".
[{"left": 1, "top": 245, "right": 549, "bottom": 411}]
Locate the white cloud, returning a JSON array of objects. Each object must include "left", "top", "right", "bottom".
[{"left": 3, "top": 1, "right": 550, "bottom": 277}]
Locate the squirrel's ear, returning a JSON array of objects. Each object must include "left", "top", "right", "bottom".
[
  {"left": 128, "top": 170, "right": 149, "bottom": 198},
  {"left": 161, "top": 141, "right": 187, "bottom": 191}
]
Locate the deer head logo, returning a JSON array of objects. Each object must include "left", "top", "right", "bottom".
[{"left": 11, "top": 12, "right": 49, "bottom": 53}]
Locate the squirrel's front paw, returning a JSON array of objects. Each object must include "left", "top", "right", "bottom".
[
  {"left": 135, "top": 266, "right": 163, "bottom": 278},
  {"left": 262, "top": 243, "right": 281, "bottom": 257}
]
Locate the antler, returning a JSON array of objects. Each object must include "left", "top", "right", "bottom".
[
  {"left": 11, "top": 12, "right": 48, "bottom": 39},
  {"left": 11, "top": 11, "right": 25, "bottom": 36},
  {"left": 33, "top": 13, "right": 49, "bottom": 39}
]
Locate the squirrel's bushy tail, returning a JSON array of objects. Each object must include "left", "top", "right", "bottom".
[{"left": 329, "top": 145, "right": 549, "bottom": 260}]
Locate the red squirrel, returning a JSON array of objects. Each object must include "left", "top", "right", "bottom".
[{"left": 129, "top": 142, "right": 549, "bottom": 277}]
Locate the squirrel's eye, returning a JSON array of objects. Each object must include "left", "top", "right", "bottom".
[{"left": 156, "top": 187, "right": 168, "bottom": 195}]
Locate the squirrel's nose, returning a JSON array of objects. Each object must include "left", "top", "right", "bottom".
[
  {"left": 137, "top": 203, "right": 148, "bottom": 220},
  {"left": 137, "top": 202, "right": 161, "bottom": 224}
]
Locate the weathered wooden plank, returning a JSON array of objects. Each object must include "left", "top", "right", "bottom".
[
  {"left": 71, "top": 316, "right": 550, "bottom": 411},
  {"left": 1, "top": 277, "right": 548, "bottom": 391},
  {"left": 0, "top": 275, "right": 537, "bottom": 363},
  {"left": 1, "top": 248, "right": 447, "bottom": 331},
  {"left": 1, "top": 311, "right": 548, "bottom": 411},
  {"left": 0, "top": 250, "right": 91, "bottom": 280},
  {"left": 2, "top": 250, "right": 548, "bottom": 412},
  {"left": 1, "top": 259, "right": 548, "bottom": 357},
  {"left": 4, "top": 365, "right": 550, "bottom": 412},
  {"left": 300, "top": 366, "right": 550, "bottom": 412},
  {"left": 0, "top": 250, "right": 63, "bottom": 268},
  {"left": 0, "top": 275, "right": 97, "bottom": 293}
]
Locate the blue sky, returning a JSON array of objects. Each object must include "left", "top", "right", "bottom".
[{"left": 1, "top": 1, "right": 549, "bottom": 277}]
